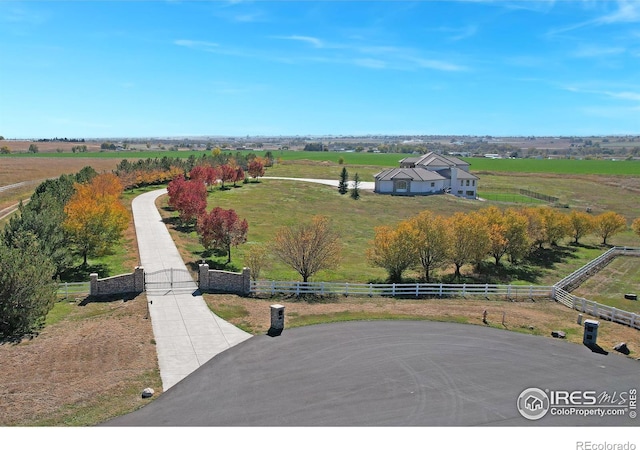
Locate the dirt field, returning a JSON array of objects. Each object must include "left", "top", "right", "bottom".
[{"left": 0, "top": 293, "right": 160, "bottom": 426}]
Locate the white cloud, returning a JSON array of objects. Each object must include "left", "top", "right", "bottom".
[
  {"left": 174, "top": 39, "right": 220, "bottom": 50},
  {"left": 564, "top": 85, "right": 640, "bottom": 102},
  {"left": 572, "top": 45, "right": 626, "bottom": 58},
  {"left": 276, "top": 35, "right": 325, "bottom": 48},
  {"left": 354, "top": 58, "right": 387, "bottom": 69}
]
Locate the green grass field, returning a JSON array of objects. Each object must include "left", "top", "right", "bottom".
[
  {"left": 3, "top": 150, "right": 639, "bottom": 175},
  {"left": 158, "top": 176, "right": 639, "bottom": 286}
]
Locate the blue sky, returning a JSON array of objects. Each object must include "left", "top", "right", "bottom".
[{"left": 1, "top": 0, "right": 640, "bottom": 138}]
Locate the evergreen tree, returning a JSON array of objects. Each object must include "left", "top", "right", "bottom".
[
  {"left": 350, "top": 173, "right": 361, "bottom": 200},
  {"left": 0, "top": 237, "right": 57, "bottom": 339},
  {"left": 338, "top": 167, "right": 349, "bottom": 195}
]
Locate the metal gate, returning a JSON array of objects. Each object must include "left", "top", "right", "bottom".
[{"left": 145, "top": 268, "right": 195, "bottom": 291}]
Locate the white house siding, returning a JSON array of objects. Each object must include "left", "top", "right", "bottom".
[{"left": 410, "top": 180, "right": 446, "bottom": 194}]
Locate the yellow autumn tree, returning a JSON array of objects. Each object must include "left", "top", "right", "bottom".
[
  {"left": 447, "top": 212, "right": 490, "bottom": 279},
  {"left": 594, "top": 211, "right": 627, "bottom": 246},
  {"left": 406, "top": 210, "right": 450, "bottom": 282},
  {"left": 366, "top": 221, "right": 416, "bottom": 283},
  {"left": 568, "top": 210, "right": 595, "bottom": 245},
  {"left": 64, "top": 173, "right": 130, "bottom": 266}
]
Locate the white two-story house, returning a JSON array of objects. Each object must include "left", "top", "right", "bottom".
[{"left": 373, "top": 152, "right": 478, "bottom": 199}]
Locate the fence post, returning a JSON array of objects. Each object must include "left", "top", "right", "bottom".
[
  {"left": 416, "top": 283, "right": 419, "bottom": 297},
  {"left": 296, "top": 282, "right": 300, "bottom": 297},
  {"left": 610, "top": 307, "right": 616, "bottom": 322},
  {"left": 345, "top": 283, "right": 349, "bottom": 297},
  {"left": 439, "top": 283, "right": 443, "bottom": 297},
  {"left": 631, "top": 313, "right": 637, "bottom": 329},
  {"left": 462, "top": 284, "right": 466, "bottom": 296},
  {"left": 369, "top": 283, "right": 373, "bottom": 297},
  {"left": 392, "top": 284, "right": 396, "bottom": 297}
]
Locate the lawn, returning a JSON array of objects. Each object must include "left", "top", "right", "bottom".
[
  {"left": 159, "top": 175, "right": 639, "bottom": 286},
  {"left": 571, "top": 257, "right": 640, "bottom": 313}
]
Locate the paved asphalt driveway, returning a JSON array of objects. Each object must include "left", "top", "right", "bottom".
[{"left": 103, "top": 321, "right": 638, "bottom": 427}]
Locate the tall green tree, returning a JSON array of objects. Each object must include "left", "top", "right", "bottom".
[
  {"left": 0, "top": 237, "right": 57, "bottom": 339},
  {"left": 338, "top": 167, "right": 349, "bottom": 195},
  {"left": 350, "top": 173, "right": 361, "bottom": 200},
  {"left": 3, "top": 173, "right": 86, "bottom": 276}
]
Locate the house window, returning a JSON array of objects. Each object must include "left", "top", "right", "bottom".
[
  {"left": 396, "top": 180, "right": 408, "bottom": 191},
  {"left": 457, "top": 190, "right": 463, "bottom": 195},
  {"left": 466, "top": 180, "right": 470, "bottom": 186},
  {"left": 430, "top": 182, "right": 435, "bottom": 187},
  {"left": 466, "top": 190, "right": 475, "bottom": 197},
  {"left": 472, "top": 180, "right": 475, "bottom": 186}
]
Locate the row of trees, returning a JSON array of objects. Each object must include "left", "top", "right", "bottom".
[
  {"left": 1, "top": 169, "right": 130, "bottom": 338},
  {"left": 338, "top": 167, "right": 361, "bottom": 199},
  {"left": 367, "top": 207, "right": 632, "bottom": 283},
  {"left": 115, "top": 153, "right": 268, "bottom": 189},
  {"left": 166, "top": 173, "right": 249, "bottom": 264}
]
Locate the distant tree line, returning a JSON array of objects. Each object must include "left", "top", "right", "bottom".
[{"left": 35, "top": 137, "right": 85, "bottom": 142}]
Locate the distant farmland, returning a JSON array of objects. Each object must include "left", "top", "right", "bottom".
[{"left": 1, "top": 150, "right": 639, "bottom": 175}]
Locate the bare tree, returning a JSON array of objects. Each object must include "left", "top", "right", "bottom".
[{"left": 271, "top": 215, "right": 341, "bottom": 282}]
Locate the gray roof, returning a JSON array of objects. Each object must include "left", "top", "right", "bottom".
[
  {"left": 375, "top": 167, "right": 447, "bottom": 182},
  {"left": 416, "top": 152, "right": 469, "bottom": 168}
]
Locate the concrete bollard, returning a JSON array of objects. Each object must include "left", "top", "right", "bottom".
[{"left": 577, "top": 314, "right": 583, "bottom": 325}]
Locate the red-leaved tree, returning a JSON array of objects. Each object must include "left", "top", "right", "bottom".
[
  {"left": 233, "top": 166, "right": 245, "bottom": 186},
  {"left": 189, "top": 165, "right": 219, "bottom": 191},
  {"left": 218, "top": 164, "right": 236, "bottom": 189},
  {"left": 167, "top": 175, "right": 207, "bottom": 224},
  {"left": 197, "top": 207, "right": 248, "bottom": 263},
  {"left": 247, "top": 159, "right": 265, "bottom": 179}
]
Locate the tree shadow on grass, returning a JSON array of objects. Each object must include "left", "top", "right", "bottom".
[
  {"left": 161, "top": 215, "right": 195, "bottom": 234},
  {"left": 522, "top": 245, "right": 579, "bottom": 269},
  {"left": 59, "top": 263, "right": 111, "bottom": 282},
  {"left": 470, "top": 262, "right": 545, "bottom": 284},
  {"left": 188, "top": 249, "right": 240, "bottom": 272},
  {"left": 79, "top": 292, "right": 139, "bottom": 306}
]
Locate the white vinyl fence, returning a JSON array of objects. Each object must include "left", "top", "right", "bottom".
[
  {"left": 553, "top": 246, "right": 640, "bottom": 330},
  {"left": 253, "top": 246, "right": 640, "bottom": 330},
  {"left": 251, "top": 280, "right": 554, "bottom": 299},
  {"left": 554, "top": 287, "right": 640, "bottom": 331},
  {"left": 57, "top": 281, "right": 90, "bottom": 298}
]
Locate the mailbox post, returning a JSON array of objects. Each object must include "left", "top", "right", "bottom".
[
  {"left": 583, "top": 319, "right": 600, "bottom": 346},
  {"left": 269, "top": 304, "right": 285, "bottom": 336}
]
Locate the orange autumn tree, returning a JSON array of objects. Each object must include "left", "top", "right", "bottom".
[{"left": 64, "top": 173, "right": 130, "bottom": 266}]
